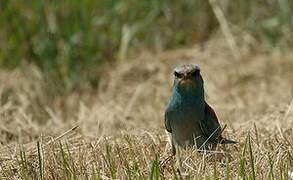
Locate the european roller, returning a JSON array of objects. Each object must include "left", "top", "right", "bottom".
[{"left": 165, "top": 64, "right": 236, "bottom": 154}]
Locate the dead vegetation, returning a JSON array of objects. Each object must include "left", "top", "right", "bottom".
[{"left": 0, "top": 39, "right": 293, "bottom": 179}]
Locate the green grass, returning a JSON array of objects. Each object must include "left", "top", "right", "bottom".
[{"left": 0, "top": 0, "right": 293, "bottom": 89}]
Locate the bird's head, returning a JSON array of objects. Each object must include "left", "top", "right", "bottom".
[{"left": 173, "top": 64, "right": 203, "bottom": 91}]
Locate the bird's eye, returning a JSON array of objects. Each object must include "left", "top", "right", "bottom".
[
  {"left": 190, "top": 70, "right": 199, "bottom": 77},
  {"left": 174, "top": 71, "right": 182, "bottom": 78}
]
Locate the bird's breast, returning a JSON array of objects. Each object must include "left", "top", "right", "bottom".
[
  {"left": 167, "top": 101, "right": 205, "bottom": 141},
  {"left": 170, "top": 106, "right": 204, "bottom": 131}
]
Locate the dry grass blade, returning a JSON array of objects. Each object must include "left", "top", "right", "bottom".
[{"left": 1, "top": 39, "right": 293, "bottom": 179}]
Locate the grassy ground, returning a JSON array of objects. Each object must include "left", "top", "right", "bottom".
[{"left": 0, "top": 39, "right": 293, "bottom": 179}]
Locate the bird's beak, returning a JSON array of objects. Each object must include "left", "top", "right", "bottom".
[
  {"left": 178, "top": 75, "right": 192, "bottom": 86},
  {"left": 179, "top": 79, "right": 192, "bottom": 85}
]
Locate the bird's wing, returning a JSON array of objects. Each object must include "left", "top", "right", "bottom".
[
  {"left": 164, "top": 107, "right": 172, "bottom": 133},
  {"left": 199, "top": 102, "right": 221, "bottom": 143}
]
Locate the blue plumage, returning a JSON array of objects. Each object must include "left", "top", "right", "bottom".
[{"left": 165, "top": 64, "right": 236, "bottom": 154}]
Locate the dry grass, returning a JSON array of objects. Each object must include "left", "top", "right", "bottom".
[{"left": 0, "top": 39, "right": 293, "bottom": 179}]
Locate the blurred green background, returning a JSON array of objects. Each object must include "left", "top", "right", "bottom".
[{"left": 0, "top": 0, "right": 292, "bottom": 90}]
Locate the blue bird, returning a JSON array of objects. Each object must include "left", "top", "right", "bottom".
[{"left": 165, "top": 64, "right": 236, "bottom": 154}]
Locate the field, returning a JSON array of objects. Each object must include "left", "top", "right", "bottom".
[{"left": 0, "top": 37, "right": 292, "bottom": 179}]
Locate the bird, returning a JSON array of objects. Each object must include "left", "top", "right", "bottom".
[{"left": 165, "top": 64, "right": 236, "bottom": 155}]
